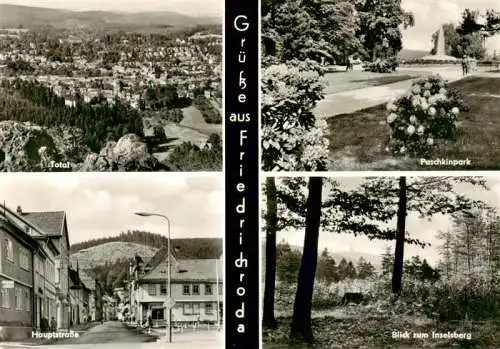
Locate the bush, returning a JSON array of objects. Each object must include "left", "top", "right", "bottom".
[
  {"left": 261, "top": 59, "right": 329, "bottom": 171},
  {"left": 385, "top": 74, "right": 469, "bottom": 157},
  {"left": 423, "top": 278, "right": 500, "bottom": 322},
  {"left": 400, "top": 58, "right": 460, "bottom": 65},
  {"left": 363, "top": 57, "right": 398, "bottom": 73}
]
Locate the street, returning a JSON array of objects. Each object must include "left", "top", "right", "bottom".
[{"left": 0, "top": 322, "right": 223, "bottom": 349}]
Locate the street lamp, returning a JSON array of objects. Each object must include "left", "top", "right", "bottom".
[{"left": 135, "top": 212, "right": 172, "bottom": 343}]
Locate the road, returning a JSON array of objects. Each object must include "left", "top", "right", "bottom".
[{"left": 1, "top": 323, "right": 222, "bottom": 349}]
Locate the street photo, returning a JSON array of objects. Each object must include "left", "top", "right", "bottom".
[
  {"left": 0, "top": 0, "right": 222, "bottom": 172},
  {"left": 0, "top": 172, "right": 223, "bottom": 349},
  {"left": 261, "top": 0, "right": 500, "bottom": 172},
  {"left": 262, "top": 176, "right": 500, "bottom": 348}
]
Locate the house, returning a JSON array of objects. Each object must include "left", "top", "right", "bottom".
[
  {"left": 78, "top": 270, "right": 96, "bottom": 321},
  {"left": 69, "top": 263, "right": 90, "bottom": 326},
  {"left": 130, "top": 246, "right": 223, "bottom": 327},
  {"left": 18, "top": 209, "right": 71, "bottom": 330},
  {"left": 0, "top": 207, "right": 38, "bottom": 341}
]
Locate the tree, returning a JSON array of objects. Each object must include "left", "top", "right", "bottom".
[
  {"left": 356, "top": 257, "right": 375, "bottom": 279},
  {"left": 290, "top": 177, "right": 323, "bottom": 342},
  {"left": 277, "top": 242, "right": 302, "bottom": 283},
  {"left": 263, "top": 177, "right": 278, "bottom": 329},
  {"left": 381, "top": 246, "right": 393, "bottom": 276},
  {"left": 361, "top": 176, "right": 488, "bottom": 294},
  {"left": 316, "top": 248, "right": 338, "bottom": 283},
  {"left": 355, "top": 0, "right": 414, "bottom": 61}
]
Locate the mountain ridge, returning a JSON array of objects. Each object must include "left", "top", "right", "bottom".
[{"left": 0, "top": 4, "right": 221, "bottom": 29}]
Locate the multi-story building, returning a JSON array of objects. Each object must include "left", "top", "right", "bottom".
[
  {"left": 130, "top": 247, "right": 223, "bottom": 327},
  {"left": 69, "top": 263, "right": 91, "bottom": 326},
  {"left": 0, "top": 206, "right": 38, "bottom": 341},
  {"left": 19, "top": 210, "right": 71, "bottom": 330}
]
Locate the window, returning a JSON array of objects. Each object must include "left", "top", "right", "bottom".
[
  {"left": 193, "top": 303, "right": 200, "bottom": 314},
  {"left": 183, "top": 303, "right": 193, "bottom": 315},
  {"left": 148, "top": 284, "right": 157, "bottom": 296},
  {"left": 1, "top": 289, "right": 10, "bottom": 308},
  {"left": 3, "top": 238, "right": 13, "bottom": 262},
  {"left": 183, "top": 285, "right": 190, "bottom": 295},
  {"left": 24, "top": 290, "right": 30, "bottom": 312},
  {"left": 205, "top": 284, "right": 212, "bottom": 295},
  {"left": 15, "top": 288, "right": 22, "bottom": 310},
  {"left": 193, "top": 285, "right": 199, "bottom": 295},
  {"left": 205, "top": 302, "right": 213, "bottom": 314},
  {"left": 160, "top": 284, "right": 167, "bottom": 295},
  {"left": 20, "top": 249, "right": 30, "bottom": 271}
]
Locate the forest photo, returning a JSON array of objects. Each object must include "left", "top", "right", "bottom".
[{"left": 262, "top": 176, "right": 500, "bottom": 349}]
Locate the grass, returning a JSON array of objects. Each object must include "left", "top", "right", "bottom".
[
  {"left": 326, "top": 76, "right": 500, "bottom": 170},
  {"left": 352, "top": 75, "right": 415, "bottom": 86},
  {"left": 263, "top": 316, "right": 500, "bottom": 349}
]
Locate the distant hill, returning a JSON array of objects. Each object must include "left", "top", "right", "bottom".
[
  {"left": 70, "top": 241, "right": 159, "bottom": 270},
  {"left": 398, "top": 49, "right": 430, "bottom": 60},
  {"left": 70, "top": 230, "right": 222, "bottom": 259},
  {"left": 0, "top": 4, "right": 220, "bottom": 29}
]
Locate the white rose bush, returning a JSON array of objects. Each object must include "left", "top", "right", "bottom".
[
  {"left": 261, "top": 59, "right": 330, "bottom": 171},
  {"left": 385, "top": 74, "right": 469, "bottom": 157}
]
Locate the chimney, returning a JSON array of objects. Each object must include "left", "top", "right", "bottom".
[{"left": 16, "top": 206, "right": 22, "bottom": 214}]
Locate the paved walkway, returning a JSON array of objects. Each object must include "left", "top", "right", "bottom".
[{"left": 314, "top": 66, "right": 499, "bottom": 118}]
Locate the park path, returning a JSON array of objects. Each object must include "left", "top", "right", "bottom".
[{"left": 314, "top": 66, "right": 497, "bottom": 119}]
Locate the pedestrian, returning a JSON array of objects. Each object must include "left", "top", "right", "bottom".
[
  {"left": 345, "top": 56, "right": 351, "bottom": 72},
  {"left": 50, "top": 317, "right": 57, "bottom": 332},
  {"left": 147, "top": 310, "right": 152, "bottom": 334},
  {"left": 461, "top": 55, "right": 467, "bottom": 76}
]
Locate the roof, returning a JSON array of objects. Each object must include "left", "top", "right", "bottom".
[
  {"left": 20, "top": 211, "right": 66, "bottom": 236},
  {"left": 140, "top": 258, "right": 223, "bottom": 282},
  {"left": 78, "top": 270, "right": 96, "bottom": 291}
]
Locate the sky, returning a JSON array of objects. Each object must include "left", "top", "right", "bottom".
[
  {"left": 401, "top": 0, "right": 500, "bottom": 50},
  {"left": 0, "top": 0, "right": 222, "bottom": 16},
  {"left": 268, "top": 176, "right": 500, "bottom": 267},
  {"left": 0, "top": 173, "right": 223, "bottom": 245}
]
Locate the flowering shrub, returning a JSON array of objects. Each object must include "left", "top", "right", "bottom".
[
  {"left": 363, "top": 57, "right": 398, "bottom": 73},
  {"left": 261, "top": 59, "right": 329, "bottom": 171},
  {"left": 385, "top": 74, "right": 469, "bottom": 157}
]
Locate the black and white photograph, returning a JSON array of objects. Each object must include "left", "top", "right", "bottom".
[
  {"left": 0, "top": 0, "right": 222, "bottom": 172},
  {"left": 261, "top": 0, "right": 500, "bottom": 172},
  {"left": 262, "top": 175, "right": 500, "bottom": 348},
  {"left": 0, "top": 173, "right": 223, "bottom": 349}
]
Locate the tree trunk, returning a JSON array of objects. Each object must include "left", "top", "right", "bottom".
[
  {"left": 290, "top": 177, "right": 323, "bottom": 343},
  {"left": 392, "top": 176, "right": 407, "bottom": 294},
  {"left": 263, "top": 177, "right": 278, "bottom": 329}
]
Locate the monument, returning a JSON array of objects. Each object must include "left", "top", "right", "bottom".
[{"left": 422, "top": 25, "right": 459, "bottom": 61}]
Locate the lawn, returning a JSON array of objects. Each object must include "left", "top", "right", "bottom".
[
  {"left": 322, "top": 71, "right": 417, "bottom": 95},
  {"left": 326, "top": 76, "right": 500, "bottom": 170},
  {"left": 263, "top": 316, "right": 500, "bottom": 349}
]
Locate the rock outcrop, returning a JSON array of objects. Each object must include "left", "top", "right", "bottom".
[
  {"left": 0, "top": 121, "right": 90, "bottom": 171},
  {"left": 79, "top": 133, "right": 165, "bottom": 171},
  {"left": 0, "top": 122, "right": 165, "bottom": 171}
]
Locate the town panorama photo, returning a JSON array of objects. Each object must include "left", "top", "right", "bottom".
[{"left": 0, "top": 0, "right": 222, "bottom": 172}]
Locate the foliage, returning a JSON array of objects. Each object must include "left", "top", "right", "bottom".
[
  {"left": 363, "top": 57, "right": 398, "bottom": 73},
  {"left": 261, "top": 60, "right": 329, "bottom": 171},
  {"left": 262, "top": 0, "right": 360, "bottom": 63},
  {"left": 355, "top": 0, "right": 414, "bottom": 61},
  {"left": 385, "top": 75, "right": 469, "bottom": 157},
  {"left": 167, "top": 133, "right": 222, "bottom": 171},
  {"left": 0, "top": 78, "right": 143, "bottom": 152},
  {"left": 192, "top": 94, "right": 221, "bottom": 124}
]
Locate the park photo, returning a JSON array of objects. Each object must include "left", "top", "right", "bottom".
[
  {"left": 261, "top": 0, "right": 500, "bottom": 171},
  {"left": 261, "top": 176, "right": 500, "bottom": 349}
]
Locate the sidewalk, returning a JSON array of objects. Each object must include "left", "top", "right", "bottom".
[{"left": 314, "top": 66, "right": 489, "bottom": 119}]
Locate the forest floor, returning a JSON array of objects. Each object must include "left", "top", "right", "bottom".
[
  {"left": 263, "top": 314, "right": 500, "bottom": 349},
  {"left": 325, "top": 74, "right": 500, "bottom": 171}
]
